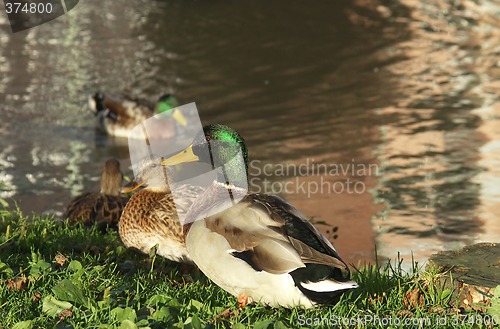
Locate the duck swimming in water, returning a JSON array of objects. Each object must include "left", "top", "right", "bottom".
[{"left": 89, "top": 93, "right": 186, "bottom": 138}]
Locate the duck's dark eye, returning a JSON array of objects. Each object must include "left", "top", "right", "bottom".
[{"left": 151, "top": 163, "right": 158, "bottom": 168}]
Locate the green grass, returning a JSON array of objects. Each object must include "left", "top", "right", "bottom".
[{"left": 0, "top": 209, "right": 498, "bottom": 329}]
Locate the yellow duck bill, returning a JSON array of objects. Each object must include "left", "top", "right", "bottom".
[
  {"left": 172, "top": 109, "right": 188, "bottom": 127},
  {"left": 161, "top": 145, "right": 199, "bottom": 166}
]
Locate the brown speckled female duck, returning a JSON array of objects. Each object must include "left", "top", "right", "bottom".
[
  {"left": 64, "top": 158, "right": 128, "bottom": 230},
  {"left": 118, "top": 157, "right": 200, "bottom": 263}
]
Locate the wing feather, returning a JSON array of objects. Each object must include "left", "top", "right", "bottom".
[{"left": 191, "top": 186, "right": 347, "bottom": 275}]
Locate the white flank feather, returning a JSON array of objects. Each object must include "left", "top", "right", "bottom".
[{"left": 301, "top": 279, "right": 359, "bottom": 292}]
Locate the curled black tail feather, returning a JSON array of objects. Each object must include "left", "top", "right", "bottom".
[{"left": 290, "top": 264, "right": 353, "bottom": 305}]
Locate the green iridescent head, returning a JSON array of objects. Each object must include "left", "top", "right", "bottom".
[
  {"left": 161, "top": 124, "right": 249, "bottom": 185},
  {"left": 155, "top": 94, "right": 179, "bottom": 114},
  {"left": 196, "top": 123, "right": 249, "bottom": 173}
]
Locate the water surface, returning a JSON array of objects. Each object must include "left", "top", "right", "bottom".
[{"left": 0, "top": 0, "right": 499, "bottom": 266}]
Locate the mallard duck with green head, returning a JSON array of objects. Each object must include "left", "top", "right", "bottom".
[
  {"left": 64, "top": 158, "right": 129, "bottom": 230},
  {"left": 161, "top": 124, "right": 358, "bottom": 308},
  {"left": 89, "top": 93, "right": 187, "bottom": 138},
  {"left": 118, "top": 156, "right": 201, "bottom": 263}
]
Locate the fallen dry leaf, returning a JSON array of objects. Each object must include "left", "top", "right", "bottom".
[
  {"left": 211, "top": 308, "right": 240, "bottom": 323},
  {"left": 428, "top": 306, "right": 446, "bottom": 314},
  {"left": 32, "top": 292, "right": 42, "bottom": 302},
  {"left": 403, "top": 287, "right": 425, "bottom": 309},
  {"left": 55, "top": 254, "right": 69, "bottom": 268},
  {"left": 5, "top": 277, "right": 27, "bottom": 291},
  {"left": 59, "top": 309, "right": 73, "bottom": 321},
  {"left": 396, "top": 310, "right": 414, "bottom": 317}
]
